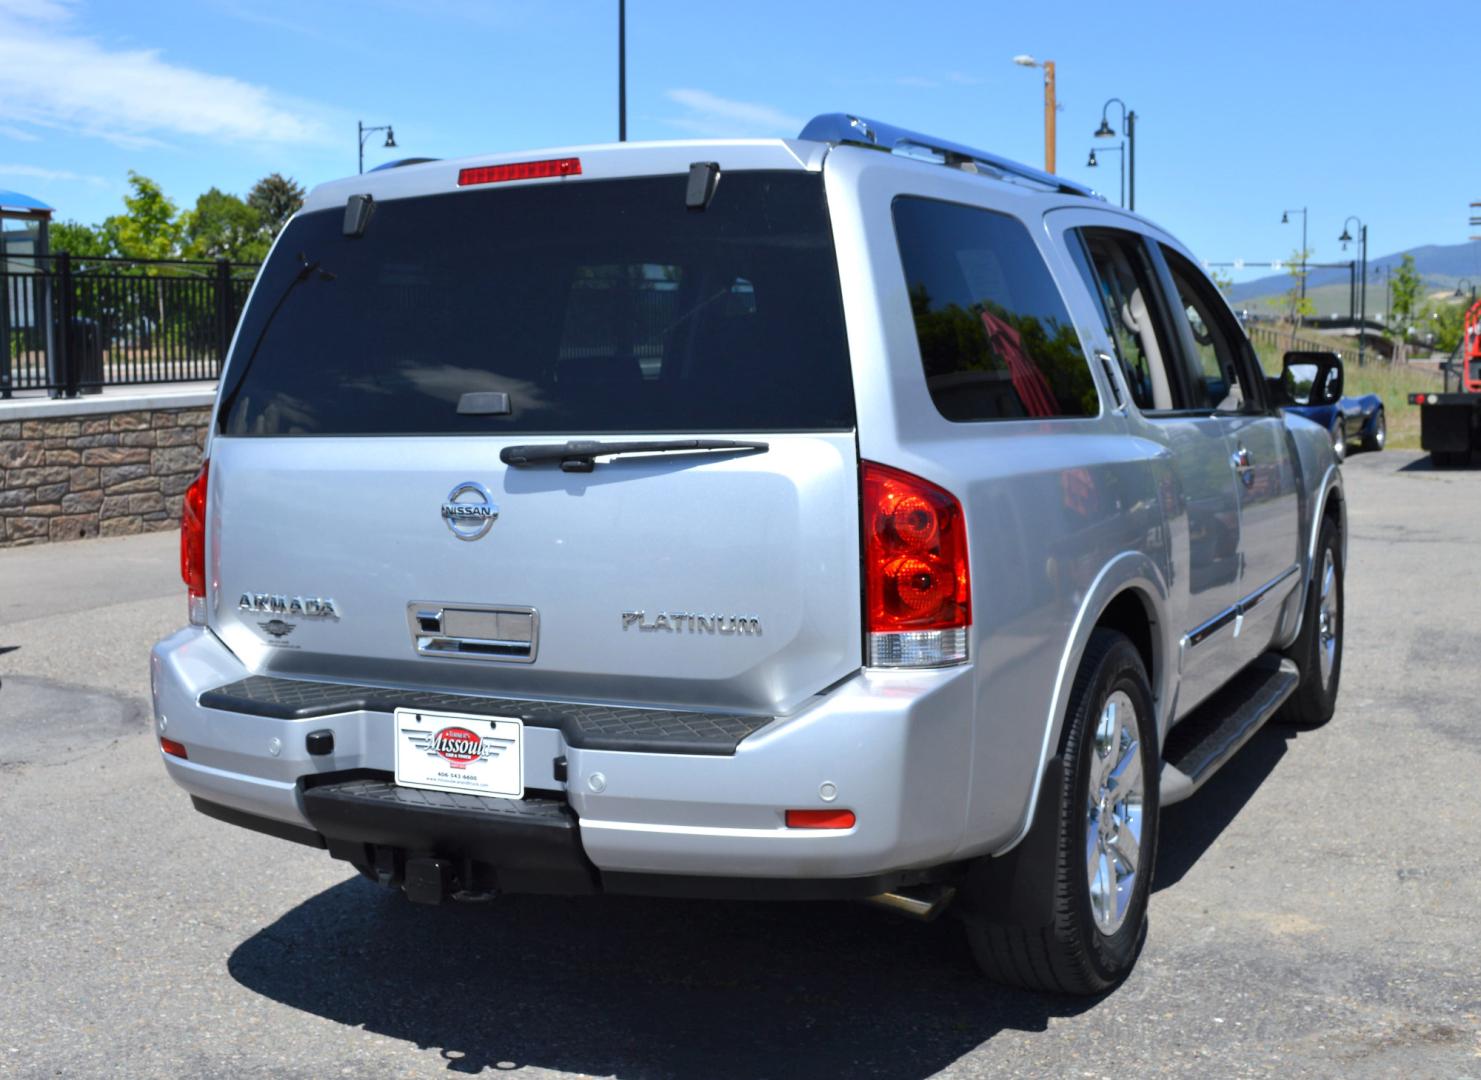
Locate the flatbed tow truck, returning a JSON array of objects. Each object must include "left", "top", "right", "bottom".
[{"left": 1410, "top": 297, "right": 1481, "bottom": 467}]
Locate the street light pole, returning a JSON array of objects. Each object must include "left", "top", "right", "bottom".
[
  {"left": 1340, "top": 216, "right": 1367, "bottom": 364},
  {"left": 618, "top": 0, "right": 626, "bottom": 142},
  {"left": 1095, "top": 99, "right": 1135, "bottom": 211},
  {"left": 1013, "top": 55, "right": 1056, "bottom": 173},
  {"left": 358, "top": 121, "right": 397, "bottom": 175},
  {"left": 1282, "top": 206, "right": 1308, "bottom": 304},
  {"left": 1085, "top": 144, "right": 1124, "bottom": 207}
]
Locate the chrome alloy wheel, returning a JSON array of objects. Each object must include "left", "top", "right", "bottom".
[
  {"left": 1331, "top": 421, "right": 1347, "bottom": 461},
  {"left": 1317, "top": 548, "right": 1340, "bottom": 690},
  {"left": 1374, "top": 411, "right": 1386, "bottom": 448},
  {"left": 1086, "top": 689, "right": 1144, "bottom": 936}
]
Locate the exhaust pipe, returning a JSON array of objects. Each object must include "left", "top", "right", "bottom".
[{"left": 865, "top": 884, "right": 957, "bottom": 922}]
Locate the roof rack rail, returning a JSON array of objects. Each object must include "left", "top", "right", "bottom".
[
  {"left": 369, "top": 157, "right": 441, "bottom": 172},
  {"left": 798, "top": 113, "right": 1101, "bottom": 200}
]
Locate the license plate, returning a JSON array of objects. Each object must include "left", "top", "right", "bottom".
[{"left": 393, "top": 708, "right": 523, "bottom": 799}]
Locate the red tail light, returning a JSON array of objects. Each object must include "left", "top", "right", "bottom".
[
  {"left": 159, "top": 737, "right": 188, "bottom": 760},
  {"left": 862, "top": 462, "right": 970, "bottom": 667},
  {"left": 180, "top": 461, "right": 208, "bottom": 622},
  {"left": 458, "top": 158, "right": 582, "bottom": 186}
]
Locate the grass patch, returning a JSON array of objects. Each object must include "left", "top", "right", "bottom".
[{"left": 1254, "top": 345, "right": 1442, "bottom": 449}]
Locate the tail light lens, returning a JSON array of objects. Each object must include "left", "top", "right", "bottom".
[
  {"left": 862, "top": 462, "right": 970, "bottom": 668},
  {"left": 180, "top": 460, "right": 208, "bottom": 625}
]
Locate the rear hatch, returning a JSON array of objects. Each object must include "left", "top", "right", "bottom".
[{"left": 207, "top": 163, "right": 861, "bottom": 714}]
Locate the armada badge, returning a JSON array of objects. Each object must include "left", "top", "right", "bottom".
[{"left": 239, "top": 593, "right": 340, "bottom": 618}]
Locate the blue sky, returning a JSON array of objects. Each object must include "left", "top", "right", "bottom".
[{"left": 2, "top": 0, "right": 1477, "bottom": 283}]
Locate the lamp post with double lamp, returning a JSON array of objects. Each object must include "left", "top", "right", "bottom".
[
  {"left": 618, "top": 0, "right": 626, "bottom": 141},
  {"left": 1282, "top": 207, "right": 1309, "bottom": 304},
  {"left": 1339, "top": 216, "right": 1368, "bottom": 365},
  {"left": 1094, "top": 99, "right": 1135, "bottom": 211},
  {"left": 1085, "top": 145, "right": 1124, "bottom": 207},
  {"left": 1456, "top": 278, "right": 1476, "bottom": 304},
  {"left": 1012, "top": 55, "right": 1056, "bottom": 174},
  {"left": 358, "top": 121, "right": 397, "bottom": 175}
]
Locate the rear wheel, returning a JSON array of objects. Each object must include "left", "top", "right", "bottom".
[
  {"left": 1432, "top": 450, "right": 1467, "bottom": 468},
  {"left": 1279, "top": 516, "right": 1343, "bottom": 727},
  {"left": 1361, "top": 409, "right": 1385, "bottom": 452},
  {"left": 961, "top": 629, "right": 1159, "bottom": 995}
]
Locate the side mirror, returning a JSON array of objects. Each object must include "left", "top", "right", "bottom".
[{"left": 1282, "top": 351, "right": 1344, "bottom": 407}]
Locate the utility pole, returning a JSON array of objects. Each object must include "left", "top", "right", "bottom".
[
  {"left": 1043, "top": 61, "right": 1056, "bottom": 174},
  {"left": 1013, "top": 56, "right": 1056, "bottom": 173}
]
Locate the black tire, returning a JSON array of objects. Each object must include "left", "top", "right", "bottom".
[
  {"left": 1278, "top": 516, "right": 1343, "bottom": 727},
  {"left": 1360, "top": 409, "right": 1385, "bottom": 453},
  {"left": 961, "top": 629, "right": 1159, "bottom": 995},
  {"left": 1329, "top": 418, "right": 1347, "bottom": 462},
  {"left": 1432, "top": 450, "right": 1466, "bottom": 469}
]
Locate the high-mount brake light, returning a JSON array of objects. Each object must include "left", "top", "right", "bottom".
[
  {"left": 457, "top": 158, "right": 582, "bottom": 186},
  {"left": 180, "top": 460, "right": 208, "bottom": 625},
  {"left": 862, "top": 462, "right": 970, "bottom": 668}
]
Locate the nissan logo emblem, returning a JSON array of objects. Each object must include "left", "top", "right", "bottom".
[{"left": 441, "top": 481, "right": 498, "bottom": 541}]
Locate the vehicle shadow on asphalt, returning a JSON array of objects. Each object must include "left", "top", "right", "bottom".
[
  {"left": 1154, "top": 723, "right": 1294, "bottom": 893},
  {"left": 229, "top": 881, "right": 1098, "bottom": 1077}
]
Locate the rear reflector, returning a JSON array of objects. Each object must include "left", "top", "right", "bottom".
[
  {"left": 458, "top": 158, "right": 582, "bottom": 186},
  {"left": 160, "top": 737, "right": 188, "bottom": 760},
  {"left": 785, "top": 809, "right": 856, "bottom": 830}
]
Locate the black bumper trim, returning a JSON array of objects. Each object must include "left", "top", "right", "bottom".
[
  {"left": 190, "top": 796, "right": 326, "bottom": 849},
  {"left": 198, "top": 674, "right": 771, "bottom": 755}
]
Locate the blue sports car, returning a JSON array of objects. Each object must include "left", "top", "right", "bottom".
[
  {"left": 1279, "top": 353, "right": 1384, "bottom": 462},
  {"left": 1286, "top": 392, "right": 1385, "bottom": 461}
]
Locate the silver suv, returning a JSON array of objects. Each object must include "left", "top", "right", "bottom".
[{"left": 152, "top": 114, "right": 1346, "bottom": 994}]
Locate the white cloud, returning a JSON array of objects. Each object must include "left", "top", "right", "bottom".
[
  {"left": 0, "top": 123, "right": 42, "bottom": 142},
  {"left": 0, "top": 162, "right": 105, "bottom": 185},
  {"left": 662, "top": 89, "right": 804, "bottom": 137},
  {"left": 0, "top": 1, "right": 332, "bottom": 148}
]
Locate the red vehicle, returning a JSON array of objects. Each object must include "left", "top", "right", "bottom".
[{"left": 1409, "top": 297, "right": 1481, "bottom": 467}]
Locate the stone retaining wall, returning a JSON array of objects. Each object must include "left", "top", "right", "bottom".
[{"left": 0, "top": 405, "right": 209, "bottom": 547}]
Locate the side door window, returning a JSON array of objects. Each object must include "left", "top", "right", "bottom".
[
  {"left": 1066, "top": 229, "right": 1186, "bottom": 413},
  {"left": 1156, "top": 247, "right": 1260, "bottom": 414},
  {"left": 892, "top": 196, "right": 1100, "bottom": 422}
]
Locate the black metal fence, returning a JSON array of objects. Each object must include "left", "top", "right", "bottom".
[{"left": 1, "top": 254, "right": 258, "bottom": 398}]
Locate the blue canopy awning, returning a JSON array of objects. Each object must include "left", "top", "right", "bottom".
[{"left": 0, "top": 190, "right": 55, "bottom": 216}]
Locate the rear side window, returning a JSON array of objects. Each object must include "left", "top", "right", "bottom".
[
  {"left": 892, "top": 197, "right": 1097, "bottom": 422},
  {"left": 219, "top": 172, "right": 854, "bottom": 436}
]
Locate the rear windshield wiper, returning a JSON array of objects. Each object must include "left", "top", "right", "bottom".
[{"left": 500, "top": 438, "right": 768, "bottom": 473}]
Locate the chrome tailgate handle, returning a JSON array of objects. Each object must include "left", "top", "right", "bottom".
[{"left": 407, "top": 603, "right": 538, "bottom": 663}]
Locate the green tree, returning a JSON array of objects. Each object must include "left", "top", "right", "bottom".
[
  {"left": 247, "top": 173, "right": 305, "bottom": 240},
  {"left": 1421, "top": 300, "right": 1467, "bottom": 355},
  {"left": 102, "top": 172, "right": 184, "bottom": 261},
  {"left": 1210, "top": 269, "right": 1234, "bottom": 297},
  {"left": 182, "top": 188, "right": 268, "bottom": 263},
  {"left": 1389, "top": 254, "right": 1422, "bottom": 335},
  {"left": 1282, "top": 248, "right": 1315, "bottom": 344},
  {"left": 49, "top": 220, "right": 113, "bottom": 259}
]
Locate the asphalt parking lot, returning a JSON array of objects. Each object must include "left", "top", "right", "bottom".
[{"left": 1, "top": 448, "right": 1478, "bottom": 1079}]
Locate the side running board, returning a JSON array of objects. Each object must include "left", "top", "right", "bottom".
[{"left": 1160, "top": 653, "right": 1300, "bottom": 805}]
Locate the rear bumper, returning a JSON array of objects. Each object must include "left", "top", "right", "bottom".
[{"left": 151, "top": 627, "right": 979, "bottom": 887}]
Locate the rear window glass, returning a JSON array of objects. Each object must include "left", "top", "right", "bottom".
[
  {"left": 219, "top": 172, "right": 854, "bottom": 436},
  {"left": 892, "top": 196, "right": 1097, "bottom": 421}
]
